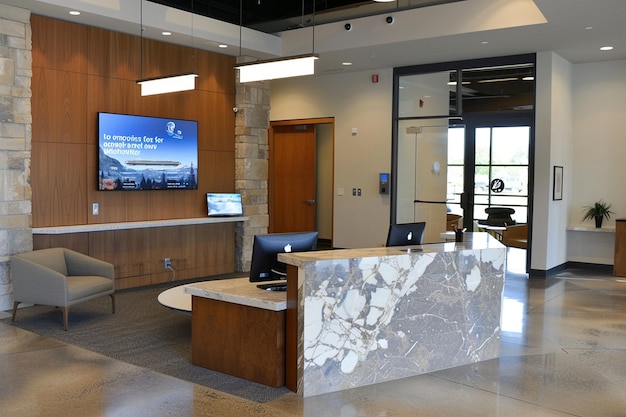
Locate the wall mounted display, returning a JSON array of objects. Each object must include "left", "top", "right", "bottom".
[
  {"left": 98, "top": 112, "right": 198, "bottom": 190},
  {"left": 553, "top": 165, "right": 563, "bottom": 200}
]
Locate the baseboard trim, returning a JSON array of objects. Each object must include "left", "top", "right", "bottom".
[
  {"left": 565, "top": 261, "right": 613, "bottom": 272},
  {"left": 530, "top": 261, "right": 613, "bottom": 279}
]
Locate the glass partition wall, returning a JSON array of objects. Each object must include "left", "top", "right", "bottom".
[{"left": 391, "top": 55, "right": 535, "bottom": 248}]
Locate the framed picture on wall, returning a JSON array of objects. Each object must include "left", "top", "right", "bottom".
[{"left": 553, "top": 166, "right": 563, "bottom": 200}]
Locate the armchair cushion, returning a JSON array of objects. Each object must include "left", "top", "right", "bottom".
[
  {"left": 501, "top": 224, "right": 528, "bottom": 249},
  {"left": 11, "top": 248, "right": 115, "bottom": 330}
]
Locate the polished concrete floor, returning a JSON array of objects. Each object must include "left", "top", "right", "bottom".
[{"left": 2, "top": 248, "right": 625, "bottom": 416}]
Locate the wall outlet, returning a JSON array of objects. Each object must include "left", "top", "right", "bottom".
[
  {"left": 92, "top": 203, "right": 99, "bottom": 215},
  {"left": 164, "top": 258, "right": 171, "bottom": 269}
]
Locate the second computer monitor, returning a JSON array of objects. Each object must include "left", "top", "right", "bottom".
[
  {"left": 385, "top": 222, "right": 426, "bottom": 247},
  {"left": 249, "top": 231, "right": 319, "bottom": 282}
]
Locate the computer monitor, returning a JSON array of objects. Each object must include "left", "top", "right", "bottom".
[
  {"left": 249, "top": 231, "right": 318, "bottom": 282},
  {"left": 385, "top": 222, "right": 426, "bottom": 247},
  {"left": 207, "top": 193, "right": 243, "bottom": 217}
]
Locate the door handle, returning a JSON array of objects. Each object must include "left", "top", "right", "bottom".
[
  {"left": 460, "top": 192, "right": 468, "bottom": 210},
  {"left": 305, "top": 199, "right": 315, "bottom": 205}
]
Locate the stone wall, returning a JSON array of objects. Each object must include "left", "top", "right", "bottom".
[
  {"left": 0, "top": 4, "right": 32, "bottom": 311},
  {"left": 234, "top": 74, "right": 270, "bottom": 272}
]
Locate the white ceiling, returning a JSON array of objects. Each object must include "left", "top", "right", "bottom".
[{"left": 2, "top": 0, "right": 625, "bottom": 75}]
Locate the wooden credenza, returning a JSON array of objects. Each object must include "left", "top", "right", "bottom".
[{"left": 614, "top": 219, "right": 626, "bottom": 276}]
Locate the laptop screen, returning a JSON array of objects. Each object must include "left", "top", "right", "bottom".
[{"left": 207, "top": 193, "right": 243, "bottom": 217}]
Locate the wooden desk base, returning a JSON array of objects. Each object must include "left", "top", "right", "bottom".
[
  {"left": 615, "top": 220, "right": 626, "bottom": 277},
  {"left": 191, "top": 295, "right": 286, "bottom": 387}
]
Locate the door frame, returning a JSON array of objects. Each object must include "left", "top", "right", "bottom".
[{"left": 269, "top": 117, "right": 335, "bottom": 246}]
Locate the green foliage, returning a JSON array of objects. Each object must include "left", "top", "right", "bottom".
[{"left": 582, "top": 200, "right": 614, "bottom": 222}]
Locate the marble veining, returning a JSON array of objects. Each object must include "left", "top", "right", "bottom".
[{"left": 282, "top": 233, "right": 506, "bottom": 397}]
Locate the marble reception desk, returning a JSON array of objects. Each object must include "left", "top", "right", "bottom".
[{"left": 279, "top": 232, "right": 506, "bottom": 397}]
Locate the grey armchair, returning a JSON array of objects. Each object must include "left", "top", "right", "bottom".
[{"left": 11, "top": 248, "right": 115, "bottom": 330}]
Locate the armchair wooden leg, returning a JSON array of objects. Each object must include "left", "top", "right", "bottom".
[
  {"left": 12, "top": 301, "right": 20, "bottom": 322},
  {"left": 62, "top": 307, "right": 69, "bottom": 331},
  {"left": 110, "top": 293, "right": 116, "bottom": 314}
]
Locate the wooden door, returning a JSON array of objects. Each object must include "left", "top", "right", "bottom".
[{"left": 269, "top": 124, "right": 316, "bottom": 233}]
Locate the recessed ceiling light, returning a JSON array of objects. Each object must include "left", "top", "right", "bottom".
[
  {"left": 69, "top": 10, "right": 80, "bottom": 16},
  {"left": 342, "top": 62, "right": 352, "bottom": 66},
  {"left": 481, "top": 41, "right": 489, "bottom": 45},
  {"left": 585, "top": 26, "right": 593, "bottom": 30},
  {"left": 600, "top": 46, "right": 614, "bottom": 51},
  {"left": 162, "top": 31, "right": 172, "bottom": 36},
  {"left": 218, "top": 44, "right": 228, "bottom": 48}
]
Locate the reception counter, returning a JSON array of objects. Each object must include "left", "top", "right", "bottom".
[
  {"left": 279, "top": 232, "right": 506, "bottom": 397},
  {"left": 185, "top": 278, "right": 287, "bottom": 387}
]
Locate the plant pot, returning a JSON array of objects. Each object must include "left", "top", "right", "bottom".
[{"left": 595, "top": 216, "right": 603, "bottom": 228}]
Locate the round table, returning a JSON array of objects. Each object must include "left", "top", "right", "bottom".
[{"left": 157, "top": 284, "right": 192, "bottom": 314}]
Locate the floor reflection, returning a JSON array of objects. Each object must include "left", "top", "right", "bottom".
[{"left": 2, "top": 251, "right": 626, "bottom": 416}]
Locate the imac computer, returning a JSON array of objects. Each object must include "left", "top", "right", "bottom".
[
  {"left": 385, "top": 222, "right": 426, "bottom": 247},
  {"left": 249, "top": 231, "right": 318, "bottom": 291}
]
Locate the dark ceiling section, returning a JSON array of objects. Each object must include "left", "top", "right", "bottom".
[
  {"left": 150, "top": 0, "right": 371, "bottom": 30},
  {"left": 461, "top": 65, "right": 535, "bottom": 113},
  {"left": 149, "top": 1, "right": 465, "bottom": 33}
]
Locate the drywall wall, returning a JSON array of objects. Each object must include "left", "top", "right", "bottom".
[
  {"left": 270, "top": 69, "right": 393, "bottom": 248},
  {"left": 532, "top": 52, "right": 574, "bottom": 273},
  {"left": 567, "top": 58, "right": 626, "bottom": 265}
]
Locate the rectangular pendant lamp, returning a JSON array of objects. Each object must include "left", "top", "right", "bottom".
[
  {"left": 137, "top": 73, "right": 198, "bottom": 96},
  {"left": 236, "top": 54, "right": 318, "bottom": 83}
]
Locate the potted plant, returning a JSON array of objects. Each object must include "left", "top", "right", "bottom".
[{"left": 582, "top": 199, "right": 614, "bottom": 228}]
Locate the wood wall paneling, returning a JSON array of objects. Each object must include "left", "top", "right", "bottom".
[
  {"left": 86, "top": 27, "right": 140, "bottom": 80},
  {"left": 32, "top": 15, "right": 88, "bottom": 72},
  {"left": 33, "top": 233, "right": 89, "bottom": 254},
  {"left": 31, "top": 68, "right": 88, "bottom": 144},
  {"left": 197, "top": 91, "right": 236, "bottom": 151},
  {"left": 31, "top": 15, "right": 238, "bottom": 288},
  {"left": 196, "top": 49, "right": 236, "bottom": 96},
  {"left": 148, "top": 189, "right": 201, "bottom": 219},
  {"left": 86, "top": 76, "right": 143, "bottom": 127},
  {"left": 142, "top": 39, "right": 195, "bottom": 81},
  {"left": 194, "top": 223, "right": 235, "bottom": 275},
  {"left": 199, "top": 150, "right": 236, "bottom": 193},
  {"left": 150, "top": 225, "right": 196, "bottom": 285},
  {"left": 88, "top": 229, "right": 151, "bottom": 280},
  {"left": 32, "top": 142, "right": 88, "bottom": 227}
]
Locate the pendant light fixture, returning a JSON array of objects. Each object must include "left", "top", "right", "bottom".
[
  {"left": 235, "top": 0, "right": 318, "bottom": 83},
  {"left": 137, "top": 0, "right": 198, "bottom": 96}
]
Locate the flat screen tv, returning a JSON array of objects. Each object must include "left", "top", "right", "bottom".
[
  {"left": 249, "top": 232, "right": 318, "bottom": 283},
  {"left": 385, "top": 222, "right": 426, "bottom": 247},
  {"left": 207, "top": 193, "right": 243, "bottom": 217},
  {"left": 98, "top": 112, "right": 198, "bottom": 190}
]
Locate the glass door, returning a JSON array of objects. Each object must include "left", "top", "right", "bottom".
[
  {"left": 452, "top": 115, "right": 531, "bottom": 228},
  {"left": 392, "top": 55, "right": 535, "bottom": 249},
  {"left": 473, "top": 124, "right": 530, "bottom": 225}
]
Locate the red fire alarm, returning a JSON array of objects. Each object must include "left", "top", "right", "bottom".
[{"left": 372, "top": 74, "right": 379, "bottom": 83}]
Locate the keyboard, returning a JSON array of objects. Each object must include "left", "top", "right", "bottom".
[{"left": 256, "top": 282, "right": 287, "bottom": 291}]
